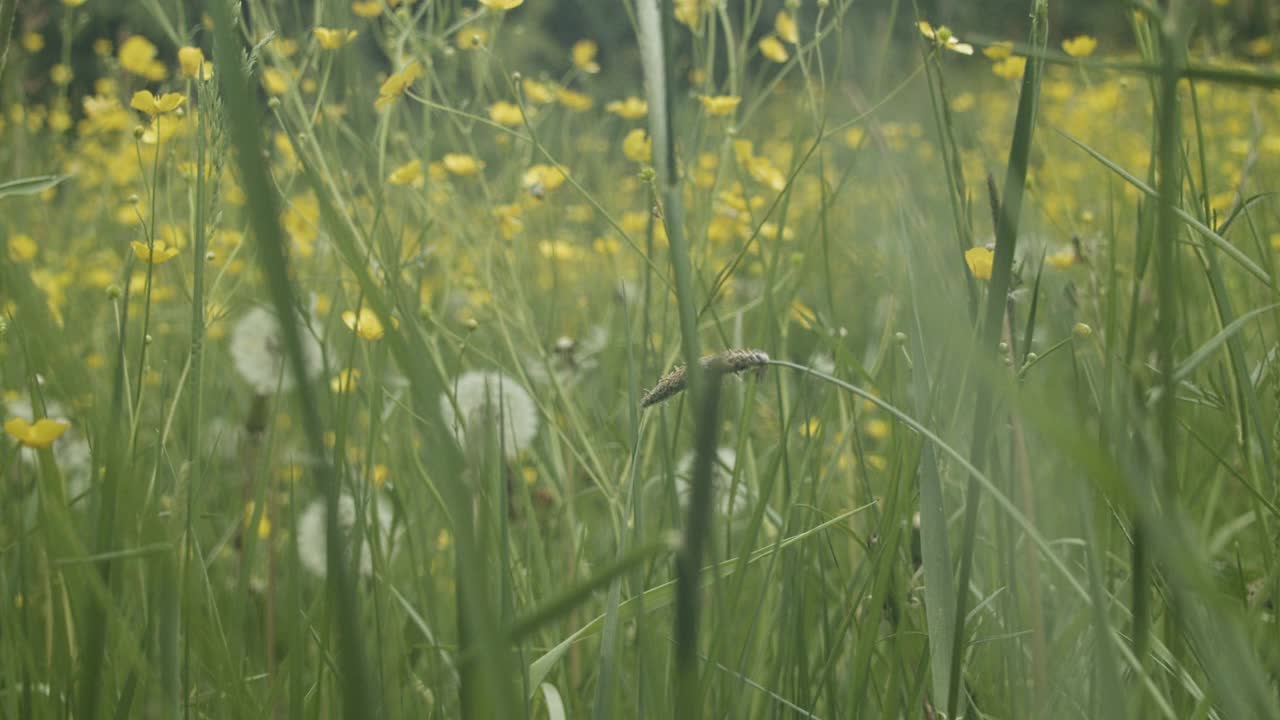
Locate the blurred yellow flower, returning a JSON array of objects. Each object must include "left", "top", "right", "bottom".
[
  {"left": 4, "top": 417, "right": 70, "bottom": 449},
  {"left": 50, "top": 64, "right": 73, "bottom": 85},
  {"left": 443, "top": 153, "right": 485, "bottom": 176},
  {"left": 63, "top": 0, "right": 88, "bottom": 6},
  {"left": 119, "top": 36, "right": 167, "bottom": 80},
  {"left": 1061, "top": 35, "right": 1097, "bottom": 58},
  {"left": 572, "top": 39, "right": 600, "bottom": 74},
  {"left": 775, "top": 10, "right": 798, "bottom": 44},
  {"left": 521, "top": 78, "right": 554, "bottom": 104},
  {"left": 262, "top": 68, "right": 289, "bottom": 95},
  {"left": 22, "top": 32, "right": 44, "bottom": 53},
  {"left": 991, "top": 56, "right": 1026, "bottom": 79},
  {"left": 387, "top": 159, "right": 423, "bottom": 186},
  {"left": 605, "top": 96, "right": 648, "bottom": 119},
  {"left": 488, "top": 101, "right": 526, "bottom": 126},
  {"left": 964, "top": 246, "right": 993, "bottom": 280},
  {"left": 129, "top": 90, "right": 186, "bottom": 116},
  {"left": 523, "top": 164, "right": 567, "bottom": 193},
  {"left": 1046, "top": 246, "right": 1076, "bottom": 269},
  {"left": 622, "top": 128, "right": 651, "bottom": 163},
  {"left": 375, "top": 61, "right": 423, "bottom": 110},
  {"left": 1245, "top": 36, "right": 1273, "bottom": 57},
  {"left": 983, "top": 41, "right": 1013, "bottom": 60},
  {"left": 759, "top": 36, "right": 789, "bottom": 63},
  {"left": 8, "top": 234, "right": 38, "bottom": 262},
  {"left": 556, "top": 87, "right": 593, "bottom": 111},
  {"left": 178, "top": 46, "right": 213, "bottom": 79},
  {"left": 331, "top": 368, "right": 361, "bottom": 393},
  {"left": 479, "top": 0, "right": 523, "bottom": 9},
  {"left": 315, "top": 27, "right": 359, "bottom": 50},
  {"left": 918, "top": 21, "right": 973, "bottom": 55},
  {"left": 699, "top": 95, "right": 742, "bottom": 116},
  {"left": 351, "top": 0, "right": 382, "bottom": 17},
  {"left": 674, "top": 0, "right": 706, "bottom": 30},
  {"left": 866, "top": 419, "right": 891, "bottom": 440},
  {"left": 456, "top": 28, "right": 489, "bottom": 50},
  {"left": 131, "top": 240, "right": 181, "bottom": 264},
  {"left": 343, "top": 307, "right": 386, "bottom": 340}
]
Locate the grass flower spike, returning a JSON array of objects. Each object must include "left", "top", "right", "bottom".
[{"left": 641, "top": 349, "right": 770, "bottom": 408}]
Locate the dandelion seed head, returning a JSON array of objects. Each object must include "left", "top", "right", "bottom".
[
  {"left": 295, "top": 493, "right": 395, "bottom": 579},
  {"left": 440, "top": 370, "right": 539, "bottom": 459},
  {"left": 229, "top": 307, "right": 325, "bottom": 395}
]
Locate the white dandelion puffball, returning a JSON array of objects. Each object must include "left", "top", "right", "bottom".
[
  {"left": 440, "top": 370, "right": 539, "bottom": 459},
  {"left": 295, "top": 493, "right": 395, "bottom": 579},
  {"left": 675, "top": 447, "right": 752, "bottom": 518},
  {"left": 229, "top": 306, "right": 324, "bottom": 395}
]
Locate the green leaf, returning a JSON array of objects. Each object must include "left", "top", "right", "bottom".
[{"left": 0, "top": 174, "right": 69, "bottom": 200}]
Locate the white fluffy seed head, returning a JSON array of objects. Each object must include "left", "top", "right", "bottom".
[
  {"left": 229, "top": 306, "right": 324, "bottom": 395},
  {"left": 295, "top": 493, "right": 395, "bottom": 579},
  {"left": 439, "top": 370, "right": 539, "bottom": 460}
]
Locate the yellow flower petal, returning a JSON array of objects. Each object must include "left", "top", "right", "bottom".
[
  {"left": 964, "top": 246, "right": 994, "bottom": 281},
  {"left": 4, "top": 417, "right": 70, "bottom": 449}
]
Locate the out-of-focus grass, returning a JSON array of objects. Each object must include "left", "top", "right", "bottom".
[{"left": 2, "top": 0, "right": 1280, "bottom": 717}]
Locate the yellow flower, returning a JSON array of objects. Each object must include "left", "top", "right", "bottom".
[
  {"left": 699, "top": 94, "right": 742, "bottom": 116},
  {"left": 387, "top": 159, "right": 423, "bottom": 186},
  {"left": 865, "top": 419, "right": 891, "bottom": 441},
  {"left": 1246, "top": 36, "right": 1273, "bottom": 57},
  {"left": 775, "top": 10, "right": 798, "bottom": 44},
  {"left": 50, "top": 64, "right": 73, "bottom": 85},
  {"left": 178, "top": 46, "right": 213, "bottom": 79},
  {"left": 4, "top": 417, "right": 70, "bottom": 449},
  {"left": 1061, "top": 35, "right": 1097, "bottom": 58},
  {"left": 456, "top": 28, "right": 490, "bottom": 50},
  {"left": 315, "top": 27, "right": 359, "bottom": 50},
  {"left": 759, "top": 35, "right": 788, "bottom": 63},
  {"left": 523, "top": 164, "right": 567, "bottom": 194},
  {"left": 129, "top": 90, "right": 186, "bottom": 116},
  {"left": 521, "top": 78, "right": 554, "bottom": 104},
  {"left": 343, "top": 307, "right": 386, "bottom": 340},
  {"left": 63, "top": 0, "right": 88, "bottom": 5},
  {"left": 374, "top": 61, "right": 423, "bottom": 110},
  {"left": 991, "top": 56, "right": 1026, "bottom": 79},
  {"left": 983, "top": 41, "right": 1013, "bottom": 60},
  {"left": 8, "top": 233, "right": 38, "bottom": 262},
  {"left": 622, "top": 128, "right": 651, "bottom": 163},
  {"left": 119, "top": 36, "right": 163, "bottom": 78},
  {"left": 479, "top": 0, "right": 523, "bottom": 9},
  {"left": 572, "top": 39, "right": 600, "bottom": 74},
  {"left": 1046, "top": 246, "right": 1076, "bottom": 269},
  {"left": 556, "top": 87, "right": 593, "bottom": 111},
  {"left": 131, "top": 240, "right": 181, "bottom": 264},
  {"left": 22, "top": 32, "right": 44, "bottom": 53},
  {"left": 488, "top": 101, "right": 526, "bottom": 126},
  {"left": 674, "top": 0, "right": 706, "bottom": 30},
  {"left": 442, "top": 153, "right": 485, "bottom": 176},
  {"left": 331, "top": 368, "right": 361, "bottom": 393},
  {"left": 964, "top": 246, "right": 993, "bottom": 280},
  {"left": 918, "top": 21, "right": 973, "bottom": 55},
  {"left": 262, "top": 68, "right": 289, "bottom": 95},
  {"left": 351, "top": 0, "right": 382, "bottom": 17},
  {"left": 605, "top": 96, "right": 648, "bottom": 119}
]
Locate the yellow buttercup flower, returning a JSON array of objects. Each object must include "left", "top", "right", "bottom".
[
  {"left": 759, "top": 35, "right": 789, "bottom": 63},
  {"left": 556, "top": 87, "right": 593, "bottom": 111},
  {"left": 991, "top": 56, "right": 1026, "bottom": 80},
  {"left": 131, "top": 240, "right": 181, "bottom": 264},
  {"left": 315, "top": 27, "right": 359, "bottom": 50},
  {"left": 964, "top": 246, "right": 993, "bottom": 281},
  {"left": 488, "top": 101, "right": 526, "bottom": 126},
  {"left": 479, "top": 0, "right": 523, "bottom": 9},
  {"left": 4, "top": 417, "right": 70, "bottom": 449},
  {"left": 443, "top": 153, "right": 485, "bottom": 176},
  {"left": 129, "top": 90, "right": 186, "bottom": 116},
  {"left": 699, "top": 95, "right": 742, "bottom": 116},
  {"left": 177, "top": 46, "right": 213, "bottom": 79},
  {"left": 387, "top": 159, "right": 423, "bottom": 186},
  {"left": 1046, "top": 246, "right": 1076, "bottom": 269},
  {"left": 521, "top": 78, "right": 554, "bottom": 104},
  {"left": 1061, "top": 35, "right": 1097, "bottom": 58},
  {"left": 9, "top": 234, "right": 38, "bottom": 262},
  {"left": 775, "top": 10, "right": 798, "bottom": 44},
  {"left": 983, "top": 41, "right": 1014, "bottom": 60},
  {"left": 605, "top": 96, "right": 648, "bottom": 119},
  {"left": 572, "top": 39, "right": 600, "bottom": 74},
  {"left": 622, "top": 128, "right": 651, "bottom": 163},
  {"left": 456, "top": 28, "right": 490, "bottom": 50},
  {"left": 119, "top": 36, "right": 167, "bottom": 80},
  {"left": 331, "top": 368, "right": 361, "bottom": 393},
  {"left": 522, "top": 164, "right": 567, "bottom": 194},
  {"left": 375, "top": 61, "right": 424, "bottom": 110},
  {"left": 343, "top": 307, "right": 386, "bottom": 340},
  {"left": 351, "top": 0, "right": 382, "bottom": 17}
]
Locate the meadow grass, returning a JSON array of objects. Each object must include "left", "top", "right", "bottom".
[{"left": 3, "top": 0, "right": 1280, "bottom": 717}]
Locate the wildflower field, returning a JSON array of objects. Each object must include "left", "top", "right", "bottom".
[{"left": 6, "top": 0, "right": 1280, "bottom": 716}]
